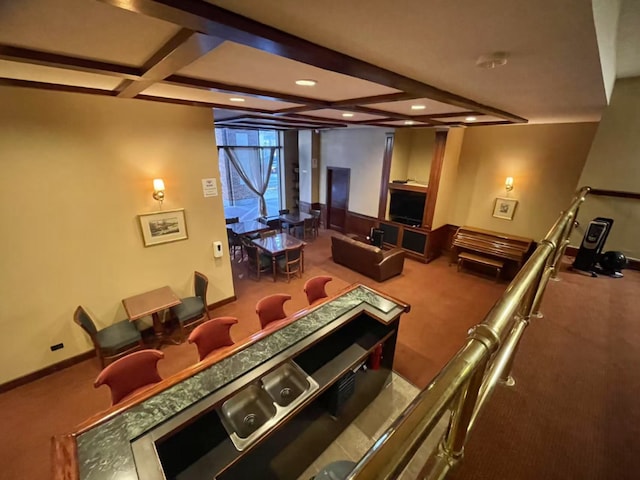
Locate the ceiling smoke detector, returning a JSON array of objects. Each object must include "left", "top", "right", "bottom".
[{"left": 476, "top": 52, "right": 509, "bottom": 69}]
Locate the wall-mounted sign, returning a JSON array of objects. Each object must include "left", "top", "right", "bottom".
[{"left": 202, "top": 178, "right": 218, "bottom": 197}]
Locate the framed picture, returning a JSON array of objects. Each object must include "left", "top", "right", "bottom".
[
  {"left": 138, "top": 209, "right": 188, "bottom": 247},
  {"left": 492, "top": 197, "right": 518, "bottom": 220}
]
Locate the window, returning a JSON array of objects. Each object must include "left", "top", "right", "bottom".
[{"left": 215, "top": 128, "right": 282, "bottom": 221}]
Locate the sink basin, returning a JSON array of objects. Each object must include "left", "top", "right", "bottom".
[
  {"left": 217, "top": 362, "right": 319, "bottom": 451},
  {"left": 261, "top": 362, "right": 310, "bottom": 407},
  {"left": 219, "top": 384, "right": 276, "bottom": 439}
]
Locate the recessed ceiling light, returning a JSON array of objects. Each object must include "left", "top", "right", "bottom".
[
  {"left": 229, "top": 97, "right": 245, "bottom": 102},
  {"left": 295, "top": 79, "right": 317, "bottom": 86},
  {"left": 411, "top": 105, "right": 426, "bottom": 110},
  {"left": 465, "top": 116, "right": 477, "bottom": 122},
  {"left": 342, "top": 113, "right": 354, "bottom": 117},
  {"left": 476, "top": 52, "right": 509, "bottom": 69},
  {"left": 404, "top": 120, "right": 415, "bottom": 125}
]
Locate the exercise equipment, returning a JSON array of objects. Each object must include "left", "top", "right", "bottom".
[{"left": 572, "top": 217, "right": 613, "bottom": 277}]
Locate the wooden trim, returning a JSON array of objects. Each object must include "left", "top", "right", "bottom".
[
  {"left": 0, "top": 44, "right": 141, "bottom": 79},
  {"left": 425, "top": 224, "right": 450, "bottom": 262},
  {"left": 118, "top": 30, "right": 225, "bottom": 98},
  {"left": 426, "top": 111, "right": 478, "bottom": 119},
  {"left": 388, "top": 183, "right": 428, "bottom": 193},
  {"left": 207, "top": 295, "right": 236, "bottom": 310},
  {"left": 423, "top": 130, "right": 447, "bottom": 229},
  {"left": 589, "top": 189, "right": 640, "bottom": 200},
  {"left": 346, "top": 211, "right": 378, "bottom": 238},
  {"left": 0, "top": 350, "right": 96, "bottom": 394},
  {"left": 99, "top": 0, "right": 525, "bottom": 122},
  {"left": 51, "top": 434, "right": 79, "bottom": 480},
  {"left": 0, "top": 77, "right": 118, "bottom": 97},
  {"left": 222, "top": 114, "right": 346, "bottom": 128},
  {"left": 378, "top": 133, "right": 395, "bottom": 219},
  {"left": 331, "top": 92, "right": 418, "bottom": 107},
  {"left": 274, "top": 105, "right": 321, "bottom": 115},
  {"left": 326, "top": 167, "right": 351, "bottom": 233}
]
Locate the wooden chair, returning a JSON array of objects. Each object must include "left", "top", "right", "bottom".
[
  {"left": 276, "top": 246, "right": 303, "bottom": 282},
  {"left": 304, "top": 276, "right": 333, "bottom": 305},
  {"left": 310, "top": 210, "right": 321, "bottom": 236},
  {"left": 225, "top": 217, "right": 242, "bottom": 260},
  {"left": 188, "top": 317, "right": 238, "bottom": 361},
  {"left": 243, "top": 237, "right": 272, "bottom": 280},
  {"left": 302, "top": 217, "right": 315, "bottom": 240},
  {"left": 170, "top": 271, "right": 211, "bottom": 340},
  {"left": 94, "top": 349, "right": 164, "bottom": 405},
  {"left": 73, "top": 306, "right": 143, "bottom": 368},
  {"left": 279, "top": 208, "right": 291, "bottom": 233},
  {"left": 256, "top": 293, "right": 291, "bottom": 329}
]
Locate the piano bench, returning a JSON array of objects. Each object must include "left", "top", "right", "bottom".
[{"left": 457, "top": 252, "right": 504, "bottom": 281}]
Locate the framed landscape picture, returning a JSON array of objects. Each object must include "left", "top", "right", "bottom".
[
  {"left": 138, "top": 209, "right": 188, "bottom": 247},
  {"left": 492, "top": 197, "right": 518, "bottom": 220}
]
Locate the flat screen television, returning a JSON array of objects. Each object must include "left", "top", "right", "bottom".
[{"left": 389, "top": 190, "right": 426, "bottom": 226}]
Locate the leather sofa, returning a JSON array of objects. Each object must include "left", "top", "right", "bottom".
[{"left": 331, "top": 234, "right": 405, "bottom": 282}]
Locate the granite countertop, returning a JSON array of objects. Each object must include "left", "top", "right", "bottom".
[{"left": 75, "top": 285, "right": 406, "bottom": 480}]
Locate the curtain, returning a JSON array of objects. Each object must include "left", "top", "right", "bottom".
[{"left": 223, "top": 146, "right": 276, "bottom": 216}]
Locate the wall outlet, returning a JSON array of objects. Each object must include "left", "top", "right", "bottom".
[{"left": 50, "top": 343, "right": 64, "bottom": 352}]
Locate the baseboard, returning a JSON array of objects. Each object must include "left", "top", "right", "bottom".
[
  {"left": 0, "top": 295, "right": 238, "bottom": 394},
  {"left": 0, "top": 350, "right": 96, "bottom": 394}
]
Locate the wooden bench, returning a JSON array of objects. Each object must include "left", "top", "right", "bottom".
[
  {"left": 457, "top": 252, "right": 504, "bottom": 281},
  {"left": 451, "top": 226, "right": 533, "bottom": 280}
]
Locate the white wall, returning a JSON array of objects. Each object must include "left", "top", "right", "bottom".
[
  {"left": 0, "top": 86, "right": 234, "bottom": 383},
  {"left": 319, "top": 128, "right": 388, "bottom": 217}
]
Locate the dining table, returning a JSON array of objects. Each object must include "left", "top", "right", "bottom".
[
  {"left": 226, "top": 220, "right": 271, "bottom": 236},
  {"left": 279, "top": 212, "right": 314, "bottom": 237},
  {"left": 122, "top": 285, "right": 182, "bottom": 346},
  {"left": 252, "top": 233, "right": 306, "bottom": 281}
]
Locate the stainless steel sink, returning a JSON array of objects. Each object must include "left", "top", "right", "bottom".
[
  {"left": 219, "top": 385, "right": 276, "bottom": 439},
  {"left": 261, "top": 362, "right": 310, "bottom": 407},
  {"left": 217, "top": 361, "right": 319, "bottom": 451}
]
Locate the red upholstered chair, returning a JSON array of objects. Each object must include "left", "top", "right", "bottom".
[
  {"left": 256, "top": 293, "right": 292, "bottom": 329},
  {"left": 94, "top": 349, "right": 164, "bottom": 406},
  {"left": 188, "top": 317, "right": 238, "bottom": 361},
  {"left": 304, "top": 276, "right": 333, "bottom": 305}
]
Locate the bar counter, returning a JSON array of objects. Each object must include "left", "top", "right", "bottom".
[{"left": 52, "top": 284, "right": 410, "bottom": 480}]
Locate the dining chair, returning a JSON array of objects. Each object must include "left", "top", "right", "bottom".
[
  {"left": 302, "top": 217, "right": 315, "bottom": 240},
  {"left": 170, "top": 271, "right": 211, "bottom": 341},
  {"left": 242, "top": 237, "right": 272, "bottom": 280},
  {"left": 94, "top": 349, "right": 164, "bottom": 405},
  {"left": 225, "top": 217, "right": 243, "bottom": 260},
  {"left": 73, "top": 306, "right": 143, "bottom": 368},
  {"left": 304, "top": 276, "right": 333, "bottom": 305},
  {"left": 188, "top": 317, "right": 238, "bottom": 361},
  {"left": 310, "top": 209, "right": 321, "bottom": 235},
  {"left": 256, "top": 293, "right": 292, "bottom": 329},
  {"left": 277, "top": 246, "right": 303, "bottom": 282},
  {"left": 279, "top": 208, "right": 291, "bottom": 233}
]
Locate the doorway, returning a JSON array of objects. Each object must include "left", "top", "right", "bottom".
[{"left": 326, "top": 167, "right": 350, "bottom": 233}]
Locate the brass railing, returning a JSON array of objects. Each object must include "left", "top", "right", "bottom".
[{"left": 347, "top": 186, "right": 591, "bottom": 480}]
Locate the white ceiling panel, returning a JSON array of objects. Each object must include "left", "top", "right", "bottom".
[
  {"left": 0, "top": 59, "right": 121, "bottom": 90},
  {"left": 141, "top": 83, "right": 302, "bottom": 110},
  {"left": 369, "top": 98, "right": 469, "bottom": 116},
  {"left": 177, "top": 42, "right": 400, "bottom": 102},
  {"left": 0, "top": 0, "right": 182, "bottom": 67}
]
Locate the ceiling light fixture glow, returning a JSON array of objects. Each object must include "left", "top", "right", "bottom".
[
  {"left": 295, "top": 79, "right": 317, "bottom": 86},
  {"left": 342, "top": 113, "right": 354, "bottom": 117},
  {"left": 465, "top": 116, "right": 477, "bottom": 122},
  {"left": 229, "top": 97, "right": 245, "bottom": 102},
  {"left": 476, "top": 52, "right": 509, "bottom": 69},
  {"left": 404, "top": 120, "right": 415, "bottom": 125},
  {"left": 411, "top": 105, "right": 426, "bottom": 110}
]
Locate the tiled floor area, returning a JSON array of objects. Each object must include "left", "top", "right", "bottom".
[{"left": 297, "top": 372, "right": 445, "bottom": 480}]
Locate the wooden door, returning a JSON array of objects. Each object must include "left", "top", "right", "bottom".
[{"left": 326, "top": 167, "right": 350, "bottom": 232}]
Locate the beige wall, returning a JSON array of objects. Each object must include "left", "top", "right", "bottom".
[
  {"left": 298, "top": 130, "right": 312, "bottom": 205},
  {"left": 432, "top": 128, "right": 465, "bottom": 229},
  {"left": 451, "top": 122, "right": 598, "bottom": 240},
  {"left": 319, "top": 128, "right": 388, "bottom": 217},
  {"left": 572, "top": 77, "right": 640, "bottom": 258},
  {"left": 0, "top": 86, "right": 234, "bottom": 383},
  {"left": 390, "top": 129, "right": 434, "bottom": 185}
]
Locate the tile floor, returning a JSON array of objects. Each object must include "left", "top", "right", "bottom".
[{"left": 297, "top": 372, "right": 447, "bottom": 480}]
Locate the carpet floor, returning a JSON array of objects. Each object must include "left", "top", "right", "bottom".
[{"left": 0, "top": 230, "right": 637, "bottom": 479}]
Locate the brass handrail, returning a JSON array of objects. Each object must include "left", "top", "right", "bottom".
[{"left": 347, "top": 186, "right": 591, "bottom": 480}]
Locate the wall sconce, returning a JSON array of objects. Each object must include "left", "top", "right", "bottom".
[
  {"left": 505, "top": 176, "right": 514, "bottom": 193},
  {"left": 152, "top": 178, "right": 165, "bottom": 206}
]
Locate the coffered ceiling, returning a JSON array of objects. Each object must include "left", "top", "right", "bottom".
[{"left": 0, "top": 0, "right": 633, "bottom": 131}]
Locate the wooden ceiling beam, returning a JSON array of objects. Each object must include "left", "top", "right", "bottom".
[
  {"left": 223, "top": 114, "right": 345, "bottom": 128},
  {"left": 330, "top": 92, "right": 418, "bottom": 107},
  {"left": 273, "top": 105, "right": 320, "bottom": 115},
  {"left": 98, "top": 0, "right": 525, "bottom": 123},
  {"left": 0, "top": 45, "right": 141, "bottom": 79},
  {"left": 117, "top": 30, "right": 225, "bottom": 98}
]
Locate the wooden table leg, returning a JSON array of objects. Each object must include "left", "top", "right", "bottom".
[
  {"left": 272, "top": 254, "right": 277, "bottom": 282},
  {"left": 151, "top": 312, "right": 164, "bottom": 338}
]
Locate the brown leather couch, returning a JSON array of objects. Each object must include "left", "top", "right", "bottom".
[{"left": 331, "top": 234, "right": 405, "bottom": 282}]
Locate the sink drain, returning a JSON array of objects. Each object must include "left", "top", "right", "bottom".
[
  {"left": 243, "top": 413, "right": 257, "bottom": 426},
  {"left": 280, "top": 387, "right": 292, "bottom": 399}
]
